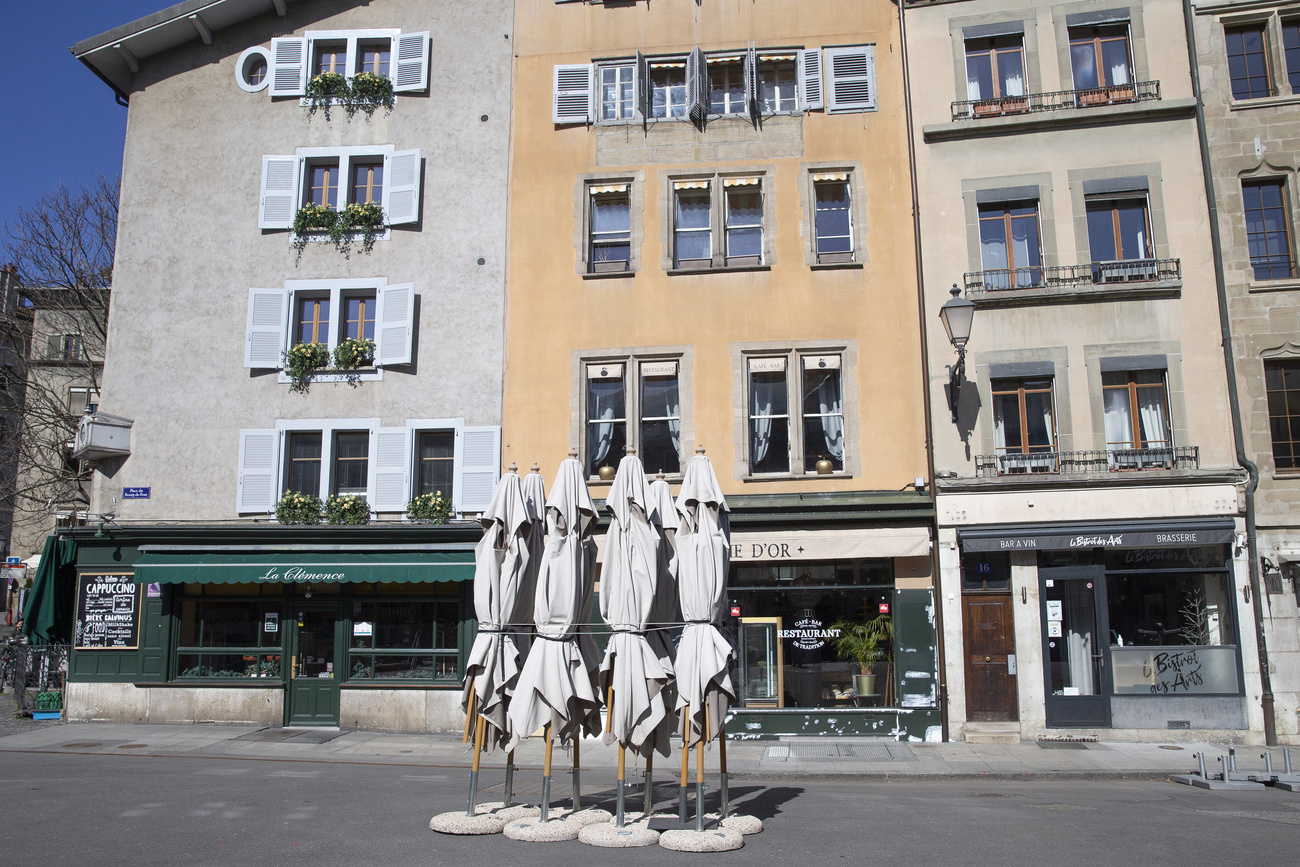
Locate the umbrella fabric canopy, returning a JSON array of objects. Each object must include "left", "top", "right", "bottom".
[
  {"left": 599, "top": 454, "right": 672, "bottom": 757},
  {"left": 674, "top": 453, "right": 737, "bottom": 747},
  {"left": 520, "top": 469, "right": 547, "bottom": 620},
  {"left": 23, "top": 535, "right": 77, "bottom": 644},
  {"left": 461, "top": 472, "right": 533, "bottom": 752},
  {"left": 646, "top": 474, "right": 680, "bottom": 754},
  {"left": 507, "top": 457, "right": 602, "bottom": 749}
]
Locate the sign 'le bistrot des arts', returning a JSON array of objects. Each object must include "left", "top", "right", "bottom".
[{"left": 75, "top": 573, "right": 142, "bottom": 649}]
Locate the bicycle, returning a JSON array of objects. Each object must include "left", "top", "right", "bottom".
[{"left": 0, "top": 638, "right": 15, "bottom": 694}]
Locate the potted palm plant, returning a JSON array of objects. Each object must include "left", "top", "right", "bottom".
[{"left": 832, "top": 612, "right": 893, "bottom": 698}]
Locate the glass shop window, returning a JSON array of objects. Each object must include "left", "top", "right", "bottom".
[
  {"left": 176, "top": 599, "right": 282, "bottom": 679},
  {"left": 961, "top": 551, "right": 1011, "bottom": 591},
  {"left": 348, "top": 591, "right": 460, "bottom": 681}
]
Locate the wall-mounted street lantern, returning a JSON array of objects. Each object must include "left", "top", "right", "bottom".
[{"left": 937, "top": 283, "right": 975, "bottom": 422}]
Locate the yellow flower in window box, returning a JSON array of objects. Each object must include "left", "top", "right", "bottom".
[
  {"left": 333, "top": 337, "right": 376, "bottom": 370},
  {"left": 325, "top": 493, "right": 371, "bottom": 525},
  {"left": 406, "top": 491, "right": 451, "bottom": 523}
]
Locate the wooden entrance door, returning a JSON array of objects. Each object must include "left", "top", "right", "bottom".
[{"left": 963, "top": 594, "right": 1019, "bottom": 721}]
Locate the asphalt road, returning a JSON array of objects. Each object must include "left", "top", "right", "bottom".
[{"left": 1, "top": 751, "right": 1297, "bottom": 866}]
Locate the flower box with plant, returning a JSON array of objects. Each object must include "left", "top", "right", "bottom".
[
  {"left": 283, "top": 342, "right": 331, "bottom": 394},
  {"left": 292, "top": 202, "right": 386, "bottom": 260},
  {"left": 275, "top": 491, "right": 323, "bottom": 525},
  {"left": 333, "top": 337, "right": 376, "bottom": 370},
  {"left": 407, "top": 491, "right": 452, "bottom": 523},
  {"left": 304, "top": 72, "right": 349, "bottom": 119},
  {"left": 325, "top": 493, "right": 371, "bottom": 525},
  {"left": 831, "top": 613, "right": 893, "bottom": 699},
  {"left": 346, "top": 71, "right": 395, "bottom": 118}
]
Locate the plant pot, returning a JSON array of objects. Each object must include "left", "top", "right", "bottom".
[
  {"left": 854, "top": 674, "right": 877, "bottom": 697},
  {"left": 592, "top": 259, "right": 629, "bottom": 273}
]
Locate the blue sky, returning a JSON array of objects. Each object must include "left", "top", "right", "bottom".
[{"left": 1, "top": 2, "right": 167, "bottom": 236}]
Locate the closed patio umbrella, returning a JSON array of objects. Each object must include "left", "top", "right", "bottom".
[
  {"left": 507, "top": 453, "right": 602, "bottom": 820},
  {"left": 644, "top": 471, "right": 680, "bottom": 813},
  {"left": 599, "top": 451, "right": 673, "bottom": 825},
  {"left": 674, "top": 447, "right": 737, "bottom": 827},
  {"left": 461, "top": 467, "right": 533, "bottom": 814}
]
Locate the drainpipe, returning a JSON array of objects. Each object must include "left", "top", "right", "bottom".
[
  {"left": 897, "top": 0, "right": 950, "bottom": 743},
  {"left": 1182, "top": 0, "right": 1276, "bottom": 745}
]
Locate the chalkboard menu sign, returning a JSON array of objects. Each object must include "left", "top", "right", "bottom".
[{"left": 75, "top": 572, "right": 141, "bottom": 650}]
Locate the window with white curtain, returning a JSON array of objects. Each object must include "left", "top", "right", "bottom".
[
  {"left": 1102, "top": 369, "right": 1171, "bottom": 468},
  {"left": 747, "top": 354, "right": 845, "bottom": 475},
  {"left": 991, "top": 376, "right": 1057, "bottom": 473},
  {"left": 965, "top": 36, "right": 1026, "bottom": 101},
  {"left": 584, "top": 358, "right": 682, "bottom": 478},
  {"left": 1068, "top": 25, "right": 1133, "bottom": 91}
]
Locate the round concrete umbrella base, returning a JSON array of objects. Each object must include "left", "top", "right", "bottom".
[
  {"left": 429, "top": 812, "right": 507, "bottom": 836},
  {"left": 659, "top": 828, "right": 745, "bottom": 852},
  {"left": 715, "top": 814, "right": 764, "bottom": 835},
  {"left": 503, "top": 815, "right": 582, "bottom": 842},
  {"left": 578, "top": 818, "right": 660, "bottom": 848},
  {"left": 558, "top": 807, "right": 614, "bottom": 826}
]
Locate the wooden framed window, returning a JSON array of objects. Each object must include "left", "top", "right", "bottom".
[
  {"left": 1243, "top": 180, "right": 1296, "bottom": 280},
  {"left": 1086, "top": 196, "right": 1152, "bottom": 263},
  {"left": 418, "top": 431, "right": 455, "bottom": 498},
  {"left": 639, "top": 361, "right": 681, "bottom": 476},
  {"left": 650, "top": 61, "right": 688, "bottom": 118},
  {"left": 991, "top": 377, "right": 1056, "bottom": 472},
  {"left": 343, "top": 293, "right": 376, "bottom": 341},
  {"left": 581, "top": 358, "right": 682, "bottom": 479},
  {"left": 314, "top": 43, "right": 347, "bottom": 76},
  {"left": 814, "top": 178, "right": 852, "bottom": 260},
  {"left": 801, "top": 355, "right": 844, "bottom": 473},
  {"left": 1102, "top": 369, "right": 1171, "bottom": 469},
  {"left": 965, "top": 36, "right": 1026, "bottom": 101},
  {"left": 978, "top": 201, "right": 1042, "bottom": 289},
  {"left": 1068, "top": 25, "right": 1133, "bottom": 91},
  {"left": 350, "top": 161, "right": 384, "bottom": 205},
  {"left": 748, "top": 358, "right": 790, "bottom": 475},
  {"left": 308, "top": 162, "right": 340, "bottom": 209},
  {"left": 296, "top": 296, "right": 330, "bottom": 346},
  {"left": 356, "top": 41, "right": 390, "bottom": 77},
  {"left": 287, "top": 432, "right": 322, "bottom": 496},
  {"left": 1225, "top": 24, "right": 1273, "bottom": 100},
  {"left": 1265, "top": 360, "right": 1300, "bottom": 471},
  {"left": 333, "top": 432, "right": 370, "bottom": 495}
]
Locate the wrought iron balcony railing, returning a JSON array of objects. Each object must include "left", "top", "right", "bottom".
[
  {"left": 963, "top": 258, "right": 1181, "bottom": 295},
  {"left": 973, "top": 446, "right": 1200, "bottom": 478},
  {"left": 951, "top": 80, "right": 1161, "bottom": 122}
]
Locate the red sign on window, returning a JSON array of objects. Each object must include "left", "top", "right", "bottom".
[
  {"left": 879, "top": 603, "right": 890, "bottom": 614},
  {"left": 730, "top": 606, "right": 741, "bottom": 617}
]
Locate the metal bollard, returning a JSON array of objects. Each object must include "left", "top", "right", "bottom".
[
  {"left": 1196, "top": 752, "right": 1209, "bottom": 779},
  {"left": 1285, "top": 747, "right": 1293, "bottom": 776},
  {"left": 1217, "top": 755, "right": 1228, "bottom": 781},
  {"left": 1262, "top": 753, "right": 1274, "bottom": 777},
  {"left": 1229, "top": 746, "right": 1238, "bottom": 774}
]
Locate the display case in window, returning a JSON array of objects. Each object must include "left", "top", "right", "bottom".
[{"left": 738, "top": 616, "right": 783, "bottom": 707}]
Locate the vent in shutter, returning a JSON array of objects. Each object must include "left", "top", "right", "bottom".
[{"left": 825, "top": 46, "right": 875, "bottom": 113}]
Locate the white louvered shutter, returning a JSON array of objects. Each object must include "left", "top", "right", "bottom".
[
  {"left": 456, "top": 426, "right": 500, "bottom": 515},
  {"left": 825, "top": 45, "right": 876, "bottom": 113},
  {"left": 269, "top": 37, "right": 308, "bottom": 97},
  {"left": 259, "top": 155, "right": 300, "bottom": 229},
  {"left": 374, "top": 282, "right": 414, "bottom": 367},
  {"left": 383, "top": 149, "right": 422, "bottom": 225},
  {"left": 370, "top": 427, "right": 412, "bottom": 512},
  {"left": 687, "top": 47, "right": 708, "bottom": 123},
  {"left": 237, "top": 429, "right": 280, "bottom": 513},
  {"left": 244, "top": 288, "right": 287, "bottom": 368},
  {"left": 392, "top": 31, "right": 430, "bottom": 93},
  {"left": 744, "top": 42, "right": 759, "bottom": 122},
  {"left": 553, "top": 64, "right": 594, "bottom": 124},
  {"left": 799, "top": 48, "right": 824, "bottom": 110}
]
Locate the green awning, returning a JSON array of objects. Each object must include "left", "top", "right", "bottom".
[
  {"left": 133, "top": 550, "right": 475, "bottom": 584},
  {"left": 23, "top": 535, "right": 78, "bottom": 643}
]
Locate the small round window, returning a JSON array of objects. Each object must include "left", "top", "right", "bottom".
[{"left": 236, "top": 46, "right": 272, "bottom": 93}]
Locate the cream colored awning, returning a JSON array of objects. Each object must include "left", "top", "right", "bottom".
[{"left": 596, "top": 526, "right": 931, "bottom": 563}]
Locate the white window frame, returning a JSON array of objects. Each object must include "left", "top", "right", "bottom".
[
  {"left": 667, "top": 173, "right": 771, "bottom": 272},
  {"left": 406, "top": 419, "right": 501, "bottom": 515},
  {"left": 579, "top": 356, "right": 685, "bottom": 481},
  {"left": 244, "top": 278, "right": 417, "bottom": 379},
  {"left": 67, "top": 386, "right": 100, "bottom": 417},
  {"left": 266, "top": 29, "right": 429, "bottom": 98},
  {"left": 741, "top": 349, "right": 851, "bottom": 478},
  {"left": 276, "top": 419, "right": 380, "bottom": 508},
  {"left": 259, "top": 145, "right": 422, "bottom": 232}
]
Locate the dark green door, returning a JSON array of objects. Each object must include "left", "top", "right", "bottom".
[{"left": 287, "top": 607, "right": 341, "bottom": 726}]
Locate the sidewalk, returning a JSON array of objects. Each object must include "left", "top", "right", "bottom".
[{"left": 0, "top": 718, "right": 1264, "bottom": 780}]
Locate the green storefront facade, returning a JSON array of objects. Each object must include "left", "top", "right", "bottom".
[{"left": 63, "top": 492, "right": 942, "bottom": 739}]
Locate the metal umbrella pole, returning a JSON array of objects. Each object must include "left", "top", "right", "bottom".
[
  {"left": 643, "top": 752, "right": 654, "bottom": 816},
  {"left": 678, "top": 707, "right": 690, "bottom": 822},
  {"left": 572, "top": 736, "right": 582, "bottom": 810},
  {"left": 503, "top": 749, "right": 515, "bottom": 808},
  {"left": 466, "top": 713, "right": 486, "bottom": 816},
  {"left": 694, "top": 713, "right": 706, "bottom": 832},
  {"left": 719, "top": 722, "right": 729, "bottom": 819}
]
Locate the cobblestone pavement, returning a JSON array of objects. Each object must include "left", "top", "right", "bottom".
[{"left": 0, "top": 622, "right": 62, "bottom": 739}]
